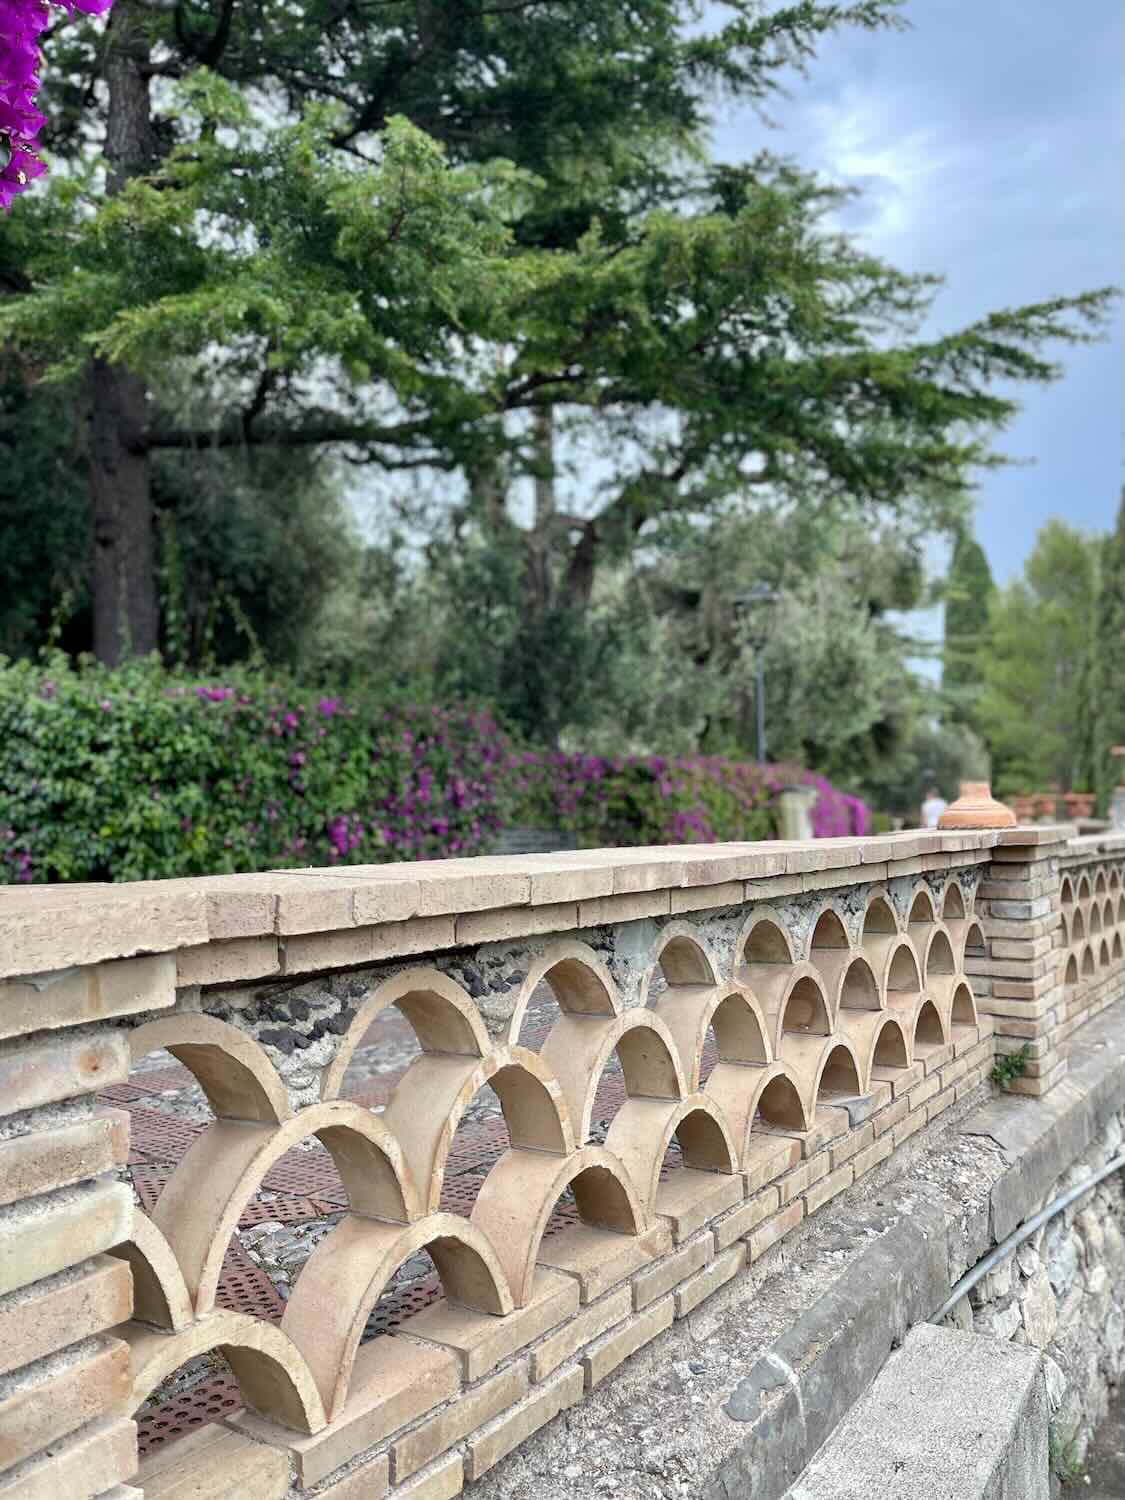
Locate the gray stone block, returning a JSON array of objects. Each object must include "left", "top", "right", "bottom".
[{"left": 782, "top": 1323, "right": 1048, "bottom": 1500}]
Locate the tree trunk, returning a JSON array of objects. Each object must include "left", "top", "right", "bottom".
[
  {"left": 88, "top": 0, "right": 159, "bottom": 664},
  {"left": 90, "top": 359, "right": 158, "bottom": 663}
]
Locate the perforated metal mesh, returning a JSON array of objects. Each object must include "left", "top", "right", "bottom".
[
  {"left": 126, "top": 1107, "right": 204, "bottom": 1155},
  {"left": 261, "top": 1147, "right": 347, "bottom": 1201},
  {"left": 363, "top": 1271, "right": 444, "bottom": 1339},
  {"left": 136, "top": 1374, "right": 243, "bottom": 1458},
  {"left": 214, "top": 1242, "right": 286, "bottom": 1324}
]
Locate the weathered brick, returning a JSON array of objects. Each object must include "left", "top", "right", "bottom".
[
  {"left": 0, "top": 1031, "right": 128, "bottom": 1119},
  {"left": 140, "top": 1424, "right": 290, "bottom": 1499},
  {"left": 872, "top": 1095, "right": 908, "bottom": 1138},
  {"left": 712, "top": 1187, "right": 780, "bottom": 1250},
  {"left": 804, "top": 1163, "right": 854, "bottom": 1215},
  {"left": 748, "top": 1201, "right": 804, "bottom": 1262},
  {"left": 990, "top": 935, "right": 1055, "bottom": 961},
  {"left": 0, "top": 1256, "right": 132, "bottom": 1379},
  {"left": 0, "top": 1112, "right": 128, "bottom": 1209},
  {"left": 938, "top": 1055, "right": 971, "bottom": 1090},
  {"left": 673, "top": 1242, "right": 746, "bottom": 1317},
  {"left": 830, "top": 1122, "right": 874, "bottom": 1171},
  {"left": 742, "top": 1135, "right": 801, "bottom": 1193},
  {"left": 390, "top": 1454, "right": 463, "bottom": 1500},
  {"left": 656, "top": 1168, "right": 743, "bottom": 1242},
  {"left": 0, "top": 1181, "right": 132, "bottom": 1297},
  {"left": 1004, "top": 1059, "right": 1067, "bottom": 1096},
  {"left": 285, "top": 1454, "right": 389, "bottom": 1500},
  {"left": 956, "top": 1065, "right": 987, "bottom": 1101},
  {"left": 926, "top": 1088, "right": 956, "bottom": 1123},
  {"left": 456, "top": 904, "right": 578, "bottom": 947},
  {"left": 852, "top": 1134, "right": 894, "bottom": 1178},
  {"left": 908, "top": 1075, "right": 940, "bottom": 1111},
  {"left": 233, "top": 1336, "right": 458, "bottom": 1487},
  {"left": 0, "top": 955, "right": 175, "bottom": 1044},
  {"left": 632, "top": 1232, "right": 713, "bottom": 1309},
  {"left": 403, "top": 1271, "right": 578, "bottom": 1383},
  {"left": 583, "top": 1296, "right": 674, "bottom": 1387},
  {"left": 671, "top": 881, "right": 744, "bottom": 914},
  {"left": 465, "top": 1365, "right": 583, "bottom": 1479},
  {"left": 531, "top": 1285, "right": 632, "bottom": 1383},
  {"left": 394, "top": 1361, "right": 527, "bottom": 1481},
  {"left": 175, "top": 937, "right": 279, "bottom": 987},
  {"left": 985, "top": 897, "right": 1054, "bottom": 920},
  {"left": 777, "top": 1153, "right": 829, "bottom": 1205},
  {"left": 978, "top": 879, "right": 1053, "bottom": 901},
  {"left": 893, "top": 1109, "right": 927, "bottom": 1148},
  {"left": 578, "top": 890, "right": 671, "bottom": 925},
  {"left": 280, "top": 916, "right": 456, "bottom": 975},
  {"left": 0, "top": 1335, "right": 129, "bottom": 1471},
  {"left": 539, "top": 1223, "right": 671, "bottom": 1303},
  {"left": 0, "top": 1416, "right": 136, "bottom": 1499},
  {"left": 742, "top": 874, "right": 804, "bottom": 900}
]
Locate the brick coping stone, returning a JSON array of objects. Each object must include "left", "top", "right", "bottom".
[{"left": 0, "top": 827, "right": 1076, "bottom": 981}]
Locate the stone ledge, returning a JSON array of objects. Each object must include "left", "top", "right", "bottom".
[
  {"left": 782, "top": 1324, "right": 1048, "bottom": 1500},
  {"left": 0, "top": 832, "right": 1012, "bottom": 981}
]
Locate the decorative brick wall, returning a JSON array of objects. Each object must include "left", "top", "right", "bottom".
[{"left": 0, "top": 828, "right": 1121, "bottom": 1499}]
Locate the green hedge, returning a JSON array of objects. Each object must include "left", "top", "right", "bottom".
[
  {"left": 0, "top": 656, "right": 869, "bottom": 883},
  {"left": 0, "top": 656, "right": 507, "bottom": 882}
]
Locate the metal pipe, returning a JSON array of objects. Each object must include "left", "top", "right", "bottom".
[{"left": 929, "top": 1150, "right": 1125, "bottom": 1325}]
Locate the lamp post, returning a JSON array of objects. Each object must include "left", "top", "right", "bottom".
[{"left": 732, "top": 583, "right": 778, "bottom": 763}]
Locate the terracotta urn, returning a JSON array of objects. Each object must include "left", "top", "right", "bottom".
[
  {"left": 1011, "top": 795, "right": 1036, "bottom": 824},
  {"left": 1034, "top": 791, "right": 1058, "bottom": 819},
  {"left": 937, "top": 781, "right": 1017, "bottom": 830},
  {"left": 1063, "top": 791, "right": 1096, "bottom": 820}
]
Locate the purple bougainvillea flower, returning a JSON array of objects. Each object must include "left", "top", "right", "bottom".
[{"left": 2, "top": 0, "right": 119, "bottom": 207}]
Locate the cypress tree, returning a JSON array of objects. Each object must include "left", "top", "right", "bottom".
[
  {"left": 943, "top": 528, "right": 995, "bottom": 728},
  {"left": 1093, "top": 489, "right": 1125, "bottom": 810}
]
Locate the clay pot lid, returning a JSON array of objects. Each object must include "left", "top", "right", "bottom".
[{"left": 937, "top": 781, "right": 1017, "bottom": 830}]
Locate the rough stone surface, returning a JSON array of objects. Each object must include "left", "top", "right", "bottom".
[{"left": 783, "top": 1324, "right": 1048, "bottom": 1500}]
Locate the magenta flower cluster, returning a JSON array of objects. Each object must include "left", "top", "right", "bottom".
[
  {"left": 0, "top": 657, "right": 868, "bottom": 885},
  {"left": 0, "top": 659, "right": 509, "bottom": 883},
  {"left": 1, "top": 0, "right": 114, "bottom": 209},
  {"left": 506, "top": 750, "right": 869, "bottom": 847}
]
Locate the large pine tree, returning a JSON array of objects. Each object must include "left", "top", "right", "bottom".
[{"left": 0, "top": 0, "right": 1116, "bottom": 666}]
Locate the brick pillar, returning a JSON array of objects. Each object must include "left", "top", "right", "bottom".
[
  {"left": 0, "top": 961, "right": 167, "bottom": 1497},
  {"left": 967, "top": 826, "right": 1072, "bottom": 1096}
]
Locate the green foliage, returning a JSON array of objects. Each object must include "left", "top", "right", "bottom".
[
  {"left": 1092, "top": 490, "right": 1125, "bottom": 811},
  {"left": 943, "top": 528, "right": 995, "bottom": 725},
  {"left": 863, "top": 716, "right": 990, "bottom": 821},
  {"left": 0, "top": 654, "right": 508, "bottom": 882},
  {"left": 977, "top": 521, "right": 1099, "bottom": 795},
  {"left": 0, "top": 376, "right": 90, "bottom": 657},
  {"left": 990, "top": 1045, "right": 1031, "bottom": 1088},
  {"left": 1048, "top": 1423, "right": 1086, "bottom": 1485}
]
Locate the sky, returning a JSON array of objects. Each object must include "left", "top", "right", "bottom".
[{"left": 712, "top": 0, "right": 1125, "bottom": 587}]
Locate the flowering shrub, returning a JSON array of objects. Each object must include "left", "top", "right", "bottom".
[
  {"left": 1, "top": 0, "right": 114, "bottom": 210},
  {"left": 506, "top": 751, "right": 869, "bottom": 846},
  {"left": 0, "top": 656, "right": 506, "bottom": 882},
  {"left": 0, "top": 657, "right": 868, "bottom": 884}
]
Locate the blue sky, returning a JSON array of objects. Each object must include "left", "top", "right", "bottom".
[{"left": 712, "top": 0, "right": 1124, "bottom": 585}]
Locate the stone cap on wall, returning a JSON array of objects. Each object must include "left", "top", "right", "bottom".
[
  {"left": 0, "top": 826, "right": 1077, "bottom": 982},
  {"left": 1059, "top": 831, "right": 1125, "bottom": 868}
]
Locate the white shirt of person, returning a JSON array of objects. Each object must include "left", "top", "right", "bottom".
[{"left": 921, "top": 795, "right": 947, "bottom": 829}]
